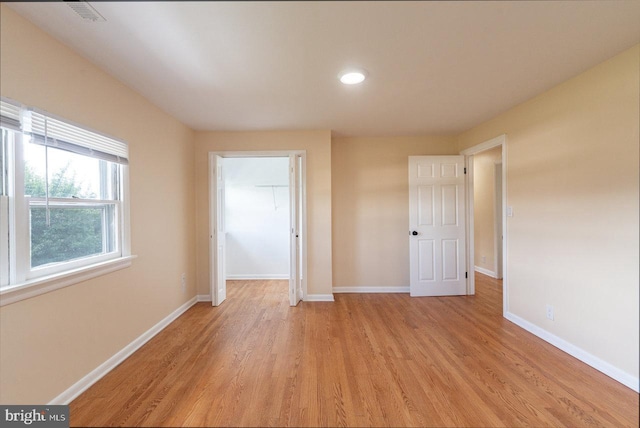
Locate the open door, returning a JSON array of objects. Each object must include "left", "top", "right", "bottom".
[
  {"left": 210, "top": 151, "right": 306, "bottom": 307},
  {"left": 211, "top": 154, "right": 227, "bottom": 306},
  {"left": 409, "top": 156, "right": 467, "bottom": 296},
  {"left": 289, "top": 154, "right": 303, "bottom": 306}
]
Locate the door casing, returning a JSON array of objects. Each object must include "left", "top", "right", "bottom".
[
  {"left": 208, "top": 151, "right": 307, "bottom": 306},
  {"left": 494, "top": 162, "right": 503, "bottom": 279},
  {"left": 461, "top": 134, "right": 508, "bottom": 315}
]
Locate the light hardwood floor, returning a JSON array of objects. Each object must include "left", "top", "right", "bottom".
[{"left": 70, "top": 276, "right": 639, "bottom": 427}]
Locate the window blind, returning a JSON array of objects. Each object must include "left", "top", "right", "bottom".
[
  {"left": 25, "top": 109, "right": 129, "bottom": 165},
  {"left": 0, "top": 99, "right": 22, "bottom": 132}
]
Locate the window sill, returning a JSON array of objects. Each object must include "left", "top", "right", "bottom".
[{"left": 0, "top": 255, "right": 137, "bottom": 307}]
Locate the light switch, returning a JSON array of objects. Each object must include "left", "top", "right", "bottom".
[{"left": 506, "top": 206, "right": 513, "bottom": 217}]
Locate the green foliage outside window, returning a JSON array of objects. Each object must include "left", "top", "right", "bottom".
[{"left": 25, "top": 164, "right": 104, "bottom": 268}]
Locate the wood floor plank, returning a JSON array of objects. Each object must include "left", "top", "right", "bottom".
[{"left": 70, "top": 275, "right": 639, "bottom": 427}]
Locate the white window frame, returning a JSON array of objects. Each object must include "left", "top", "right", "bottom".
[
  {"left": 23, "top": 199, "right": 122, "bottom": 280},
  {"left": 0, "top": 195, "right": 8, "bottom": 288},
  {"left": 0, "top": 100, "right": 133, "bottom": 307},
  {"left": 0, "top": 128, "right": 10, "bottom": 288}
]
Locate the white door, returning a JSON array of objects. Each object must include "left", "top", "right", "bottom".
[
  {"left": 409, "top": 156, "right": 467, "bottom": 296},
  {"left": 213, "top": 155, "right": 226, "bottom": 306},
  {"left": 289, "top": 154, "right": 303, "bottom": 306}
]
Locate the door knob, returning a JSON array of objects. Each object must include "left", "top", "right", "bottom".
[{"left": 412, "top": 231, "right": 418, "bottom": 236}]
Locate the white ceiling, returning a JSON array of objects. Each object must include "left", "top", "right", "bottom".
[{"left": 7, "top": 1, "right": 640, "bottom": 137}]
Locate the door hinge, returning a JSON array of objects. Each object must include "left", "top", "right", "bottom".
[
  {"left": 465, "top": 272, "right": 468, "bottom": 278},
  {"left": 464, "top": 167, "right": 467, "bottom": 174}
]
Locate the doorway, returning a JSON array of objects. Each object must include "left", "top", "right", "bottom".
[
  {"left": 462, "top": 134, "right": 508, "bottom": 315},
  {"left": 471, "top": 146, "right": 503, "bottom": 279},
  {"left": 223, "top": 157, "right": 290, "bottom": 281},
  {"left": 208, "top": 151, "right": 306, "bottom": 307}
]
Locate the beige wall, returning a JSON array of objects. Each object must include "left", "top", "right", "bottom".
[
  {"left": 332, "top": 136, "right": 457, "bottom": 288},
  {"left": 1, "top": 2, "right": 637, "bottom": 404},
  {"left": 194, "top": 131, "right": 332, "bottom": 296},
  {"left": 0, "top": 6, "right": 196, "bottom": 403},
  {"left": 473, "top": 146, "right": 502, "bottom": 274},
  {"left": 458, "top": 45, "right": 639, "bottom": 379}
]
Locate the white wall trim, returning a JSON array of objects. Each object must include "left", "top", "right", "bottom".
[
  {"left": 505, "top": 312, "right": 639, "bottom": 393},
  {"left": 461, "top": 134, "right": 508, "bottom": 314},
  {"left": 304, "top": 294, "right": 335, "bottom": 302},
  {"left": 197, "top": 294, "right": 212, "bottom": 302},
  {"left": 226, "top": 274, "right": 289, "bottom": 280},
  {"left": 333, "top": 287, "right": 409, "bottom": 293},
  {"left": 48, "top": 296, "right": 199, "bottom": 405},
  {"left": 460, "top": 134, "right": 505, "bottom": 155},
  {"left": 474, "top": 266, "right": 497, "bottom": 278}
]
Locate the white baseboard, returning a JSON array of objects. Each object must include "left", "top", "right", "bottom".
[
  {"left": 304, "top": 294, "right": 334, "bottom": 302},
  {"left": 474, "top": 266, "right": 497, "bottom": 278},
  {"left": 226, "top": 274, "right": 288, "bottom": 280},
  {"left": 505, "top": 312, "right": 639, "bottom": 393},
  {"left": 197, "top": 294, "right": 211, "bottom": 302},
  {"left": 48, "top": 296, "right": 199, "bottom": 405},
  {"left": 333, "top": 286, "right": 409, "bottom": 293}
]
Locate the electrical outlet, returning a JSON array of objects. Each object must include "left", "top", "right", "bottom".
[
  {"left": 181, "top": 273, "right": 186, "bottom": 293},
  {"left": 546, "top": 304, "right": 554, "bottom": 320},
  {"left": 481, "top": 255, "right": 486, "bottom": 263}
]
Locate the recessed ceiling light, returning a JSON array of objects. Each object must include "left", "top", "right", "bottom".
[{"left": 339, "top": 69, "right": 367, "bottom": 85}]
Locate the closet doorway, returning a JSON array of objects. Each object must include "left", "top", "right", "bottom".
[{"left": 208, "top": 151, "right": 306, "bottom": 307}]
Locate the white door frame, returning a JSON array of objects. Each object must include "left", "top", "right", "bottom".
[
  {"left": 461, "top": 134, "right": 508, "bottom": 315},
  {"left": 208, "top": 150, "right": 307, "bottom": 306},
  {"left": 494, "top": 161, "right": 503, "bottom": 279}
]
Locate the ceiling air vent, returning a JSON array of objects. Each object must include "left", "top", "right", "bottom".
[{"left": 65, "top": 1, "right": 106, "bottom": 22}]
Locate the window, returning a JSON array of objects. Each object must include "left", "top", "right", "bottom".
[
  {"left": 0, "top": 129, "right": 10, "bottom": 287},
  {"left": 0, "top": 98, "right": 131, "bottom": 299}
]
